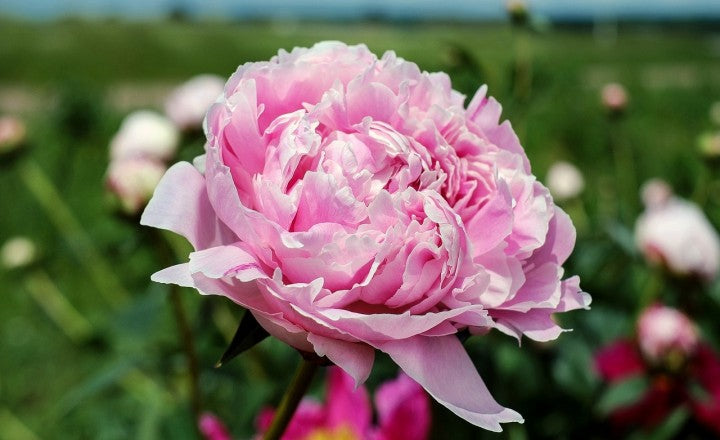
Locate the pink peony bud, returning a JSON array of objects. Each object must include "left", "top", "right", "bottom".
[
  {"left": 601, "top": 83, "right": 628, "bottom": 113},
  {"left": 106, "top": 158, "right": 166, "bottom": 215},
  {"left": 165, "top": 75, "right": 225, "bottom": 131},
  {"left": 1, "top": 236, "right": 38, "bottom": 270},
  {"left": 640, "top": 178, "right": 672, "bottom": 210},
  {"left": 0, "top": 116, "right": 27, "bottom": 154},
  {"left": 110, "top": 111, "right": 179, "bottom": 162},
  {"left": 637, "top": 304, "right": 698, "bottom": 363},
  {"left": 198, "top": 412, "right": 232, "bottom": 440},
  {"left": 635, "top": 196, "right": 720, "bottom": 280},
  {"left": 545, "top": 161, "right": 584, "bottom": 201}
]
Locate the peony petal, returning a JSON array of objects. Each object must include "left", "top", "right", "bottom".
[
  {"left": 491, "top": 309, "right": 565, "bottom": 342},
  {"left": 374, "top": 373, "right": 431, "bottom": 440},
  {"left": 140, "top": 162, "right": 234, "bottom": 250},
  {"left": 189, "top": 243, "right": 267, "bottom": 281},
  {"left": 377, "top": 335, "right": 523, "bottom": 432},
  {"left": 151, "top": 263, "right": 194, "bottom": 287},
  {"left": 594, "top": 340, "right": 645, "bottom": 382},
  {"left": 324, "top": 367, "right": 372, "bottom": 434},
  {"left": 307, "top": 334, "right": 375, "bottom": 386}
]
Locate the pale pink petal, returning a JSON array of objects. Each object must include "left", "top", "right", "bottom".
[
  {"left": 491, "top": 309, "right": 565, "bottom": 342},
  {"left": 307, "top": 334, "right": 375, "bottom": 386},
  {"left": 150, "top": 263, "right": 194, "bottom": 287},
  {"left": 140, "top": 162, "right": 234, "bottom": 250},
  {"left": 377, "top": 336, "right": 523, "bottom": 432}
]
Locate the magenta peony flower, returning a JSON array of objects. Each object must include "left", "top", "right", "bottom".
[
  {"left": 142, "top": 41, "right": 589, "bottom": 431},
  {"left": 107, "top": 157, "right": 166, "bottom": 215},
  {"left": 199, "top": 412, "right": 232, "bottom": 440},
  {"left": 110, "top": 110, "right": 179, "bottom": 162},
  {"left": 256, "top": 367, "right": 431, "bottom": 440},
  {"left": 637, "top": 303, "right": 698, "bottom": 363},
  {"left": 635, "top": 190, "right": 720, "bottom": 280},
  {"left": 595, "top": 305, "right": 720, "bottom": 434},
  {"left": 165, "top": 75, "right": 226, "bottom": 131}
]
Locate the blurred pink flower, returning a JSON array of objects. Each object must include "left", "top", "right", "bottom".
[
  {"left": 595, "top": 305, "right": 720, "bottom": 434},
  {"left": 142, "top": 41, "right": 589, "bottom": 431},
  {"left": 639, "top": 178, "right": 672, "bottom": 210},
  {"left": 637, "top": 303, "right": 698, "bottom": 363},
  {"left": 110, "top": 110, "right": 179, "bottom": 162},
  {"left": 199, "top": 412, "right": 232, "bottom": 440},
  {"left": 107, "top": 157, "right": 166, "bottom": 215},
  {"left": 165, "top": 75, "right": 225, "bottom": 131},
  {"left": 545, "top": 161, "right": 584, "bottom": 201},
  {"left": 601, "top": 83, "right": 628, "bottom": 113},
  {"left": 0, "top": 115, "right": 26, "bottom": 154},
  {"left": 635, "top": 194, "right": 720, "bottom": 280},
  {"left": 257, "top": 367, "right": 430, "bottom": 440}
]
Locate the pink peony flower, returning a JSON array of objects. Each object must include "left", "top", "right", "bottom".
[
  {"left": 595, "top": 306, "right": 720, "bottom": 434},
  {"left": 545, "top": 161, "right": 584, "bottom": 202},
  {"left": 637, "top": 303, "right": 698, "bottom": 363},
  {"left": 199, "top": 412, "right": 232, "bottom": 440},
  {"left": 165, "top": 75, "right": 226, "bottom": 131},
  {"left": 142, "top": 41, "right": 589, "bottom": 431},
  {"left": 635, "top": 194, "right": 720, "bottom": 280},
  {"left": 256, "top": 367, "right": 430, "bottom": 440},
  {"left": 110, "top": 110, "right": 179, "bottom": 162},
  {"left": 639, "top": 178, "right": 672, "bottom": 210},
  {"left": 107, "top": 157, "right": 166, "bottom": 215},
  {"left": 600, "top": 83, "right": 628, "bottom": 113},
  {"left": 0, "top": 115, "right": 26, "bottom": 154}
]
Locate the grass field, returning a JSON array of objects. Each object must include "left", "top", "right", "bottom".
[{"left": 2, "top": 18, "right": 720, "bottom": 439}]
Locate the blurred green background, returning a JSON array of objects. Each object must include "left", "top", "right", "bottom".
[{"left": 2, "top": 15, "right": 720, "bottom": 440}]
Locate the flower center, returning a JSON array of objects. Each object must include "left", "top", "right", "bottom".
[{"left": 304, "top": 425, "right": 358, "bottom": 440}]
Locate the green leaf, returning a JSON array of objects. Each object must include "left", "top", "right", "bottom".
[
  {"left": 215, "top": 311, "right": 269, "bottom": 367},
  {"left": 597, "top": 375, "right": 649, "bottom": 416}
]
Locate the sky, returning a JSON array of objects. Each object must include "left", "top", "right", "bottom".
[{"left": 2, "top": 0, "right": 720, "bottom": 21}]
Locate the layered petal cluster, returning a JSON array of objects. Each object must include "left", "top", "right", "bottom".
[
  {"left": 256, "top": 367, "right": 431, "bottom": 440},
  {"left": 142, "top": 41, "right": 589, "bottom": 431}
]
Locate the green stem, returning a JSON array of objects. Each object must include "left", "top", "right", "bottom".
[
  {"left": 168, "top": 285, "right": 202, "bottom": 417},
  {"left": 24, "top": 270, "right": 94, "bottom": 343},
  {"left": 263, "top": 359, "right": 319, "bottom": 440},
  {"left": 609, "top": 118, "right": 637, "bottom": 224},
  {"left": 152, "top": 230, "right": 202, "bottom": 418},
  {"left": 18, "top": 159, "right": 130, "bottom": 307}
]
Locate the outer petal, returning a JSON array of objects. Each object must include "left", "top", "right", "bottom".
[
  {"left": 491, "top": 309, "right": 565, "bottom": 342},
  {"left": 376, "top": 335, "right": 523, "bottom": 432},
  {"left": 151, "top": 263, "right": 194, "bottom": 287},
  {"left": 140, "top": 161, "right": 233, "bottom": 250},
  {"left": 307, "top": 334, "right": 375, "bottom": 386}
]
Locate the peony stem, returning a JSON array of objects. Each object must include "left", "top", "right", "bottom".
[
  {"left": 169, "top": 285, "right": 202, "bottom": 417},
  {"left": 263, "top": 358, "right": 319, "bottom": 440},
  {"left": 152, "top": 230, "right": 203, "bottom": 418}
]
